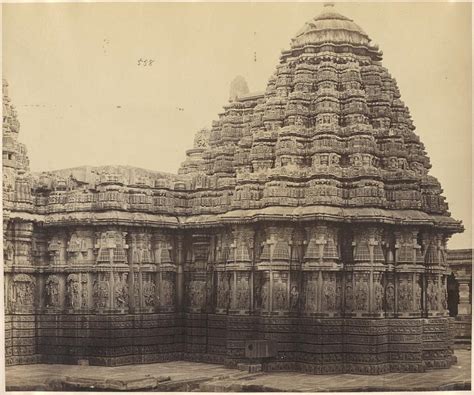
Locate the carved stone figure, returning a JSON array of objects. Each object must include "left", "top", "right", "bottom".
[
  {"left": 413, "top": 280, "right": 422, "bottom": 311},
  {"left": 81, "top": 275, "right": 89, "bottom": 309},
  {"left": 217, "top": 274, "right": 230, "bottom": 309},
  {"left": 235, "top": 275, "right": 249, "bottom": 309},
  {"left": 427, "top": 281, "right": 439, "bottom": 311},
  {"left": 322, "top": 277, "right": 336, "bottom": 310},
  {"left": 354, "top": 280, "right": 368, "bottom": 311},
  {"left": 386, "top": 283, "right": 395, "bottom": 311},
  {"left": 11, "top": 274, "right": 35, "bottom": 310},
  {"left": 305, "top": 280, "right": 318, "bottom": 312},
  {"left": 189, "top": 281, "right": 205, "bottom": 308},
  {"left": 94, "top": 274, "right": 109, "bottom": 309},
  {"left": 345, "top": 284, "right": 353, "bottom": 311},
  {"left": 273, "top": 281, "right": 287, "bottom": 311},
  {"left": 161, "top": 279, "right": 175, "bottom": 306},
  {"left": 290, "top": 285, "right": 299, "bottom": 310},
  {"left": 45, "top": 275, "right": 60, "bottom": 308},
  {"left": 374, "top": 281, "right": 384, "bottom": 311},
  {"left": 398, "top": 281, "right": 412, "bottom": 312},
  {"left": 66, "top": 274, "right": 80, "bottom": 309},
  {"left": 143, "top": 279, "right": 155, "bottom": 307},
  {"left": 261, "top": 281, "right": 269, "bottom": 311},
  {"left": 114, "top": 273, "right": 128, "bottom": 308}
]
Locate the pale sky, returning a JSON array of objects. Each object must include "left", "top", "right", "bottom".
[{"left": 2, "top": 2, "right": 472, "bottom": 249}]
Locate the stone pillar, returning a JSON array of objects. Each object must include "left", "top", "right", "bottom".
[
  {"left": 394, "top": 228, "right": 423, "bottom": 317},
  {"left": 153, "top": 232, "right": 175, "bottom": 312},
  {"left": 128, "top": 232, "right": 136, "bottom": 312},
  {"left": 185, "top": 233, "right": 210, "bottom": 312},
  {"left": 350, "top": 225, "right": 385, "bottom": 317},
  {"left": 257, "top": 224, "right": 293, "bottom": 314},
  {"left": 176, "top": 234, "right": 184, "bottom": 311},
  {"left": 457, "top": 276, "right": 471, "bottom": 317},
  {"left": 215, "top": 229, "right": 232, "bottom": 314},
  {"left": 227, "top": 225, "right": 254, "bottom": 314},
  {"left": 302, "top": 223, "right": 341, "bottom": 316}
]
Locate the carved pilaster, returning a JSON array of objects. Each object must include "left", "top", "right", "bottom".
[
  {"left": 350, "top": 225, "right": 385, "bottom": 316},
  {"left": 227, "top": 225, "right": 254, "bottom": 314},
  {"left": 257, "top": 224, "right": 293, "bottom": 314},
  {"left": 185, "top": 233, "right": 211, "bottom": 312}
]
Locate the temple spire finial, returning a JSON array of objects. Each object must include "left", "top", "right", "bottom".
[{"left": 324, "top": 2, "right": 335, "bottom": 8}]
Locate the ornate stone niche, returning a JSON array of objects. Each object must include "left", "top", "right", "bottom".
[
  {"left": 48, "top": 233, "right": 67, "bottom": 266},
  {"left": 130, "top": 232, "right": 153, "bottom": 265},
  {"left": 4, "top": 240, "right": 14, "bottom": 266},
  {"left": 186, "top": 274, "right": 206, "bottom": 311},
  {"left": 113, "top": 272, "right": 129, "bottom": 310},
  {"left": 184, "top": 233, "right": 211, "bottom": 312},
  {"left": 91, "top": 269, "right": 128, "bottom": 312},
  {"left": 95, "top": 229, "right": 129, "bottom": 266},
  {"left": 93, "top": 272, "right": 109, "bottom": 310},
  {"left": 8, "top": 274, "right": 36, "bottom": 313},
  {"left": 225, "top": 225, "right": 254, "bottom": 314},
  {"left": 255, "top": 225, "right": 294, "bottom": 315},
  {"left": 303, "top": 224, "right": 340, "bottom": 270},
  {"left": 128, "top": 231, "right": 157, "bottom": 311},
  {"left": 44, "top": 274, "right": 63, "bottom": 310},
  {"left": 216, "top": 271, "right": 231, "bottom": 313},
  {"left": 160, "top": 273, "right": 176, "bottom": 309},
  {"left": 66, "top": 230, "right": 94, "bottom": 265},
  {"left": 152, "top": 232, "right": 175, "bottom": 310},
  {"left": 65, "top": 273, "right": 91, "bottom": 311}
]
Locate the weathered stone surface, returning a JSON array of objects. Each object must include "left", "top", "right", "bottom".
[{"left": 2, "top": 4, "right": 464, "bottom": 375}]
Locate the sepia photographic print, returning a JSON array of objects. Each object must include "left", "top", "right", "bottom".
[{"left": 2, "top": 1, "right": 472, "bottom": 392}]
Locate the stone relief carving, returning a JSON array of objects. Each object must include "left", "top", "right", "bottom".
[
  {"left": 45, "top": 275, "right": 60, "bottom": 308},
  {"left": 161, "top": 279, "right": 175, "bottom": 306},
  {"left": 67, "top": 232, "right": 93, "bottom": 264},
  {"left": 48, "top": 237, "right": 64, "bottom": 265},
  {"left": 66, "top": 274, "right": 81, "bottom": 309},
  {"left": 322, "top": 273, "right": 336, "bottom": 311},
  {"left": 81, "top": 273, "right": 89, "bottom": 308},
  {"left": 114, "top": 272, "right": 129, "bottom": 308},
  {"left": 374, "top": 278, "right": 384, "bottom": 311},
  {"left": 93, "top": 273, "right": 109, "bottom": 309},
  {"left": 398, "top": 280, "right": 412, "bottom": 312},
  {"left": 290, "top": 285, "right": 299, "bottom": 310},
  {"left": 427, "top": 280, "right": 439, "bottom": 311},
  {"left": 273, "top": 279, "right": 287, "bottom": 311},
  {"left": 305, "top": 278, "right": 318, "bottom": 313},
  {"left": 234, "top": 274, "right": 250, "bottom": 309},
  {"left": 386, "top": 282, "right": 395, "bottom": 311},
  {"left": 188, "top": 280, "right": 206, "bottom": 308},
  {"left": 143, "top": 276, "right": 155, "bottom": 307},
  {"left": 354, "top": 274, "right": 368, "bottom": 311},
  {"left": 95, "top": 231, "right": 128, "bottom": 263},
  {"left": 10, "top": 274, "right": 36, "bottom": 310},
  {"left": 217, "top": 273, "right": 230, "bottom": 310}
]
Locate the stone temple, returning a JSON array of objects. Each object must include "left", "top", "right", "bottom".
[{"left": 3, "top": 6, "right": 464, "bottom": 375}]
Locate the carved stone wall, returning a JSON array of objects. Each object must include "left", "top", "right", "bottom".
[{"left": 2, "top": 6, "right": 463, "bottom": 374}]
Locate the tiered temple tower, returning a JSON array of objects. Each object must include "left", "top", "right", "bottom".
[{"left": 3, "top": 6, "right": 463, "bottom": 374}]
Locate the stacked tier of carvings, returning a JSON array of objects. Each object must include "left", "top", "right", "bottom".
[
  {"left": 175, "top": 55, "right": 449, "bottom": 216},
  {"left": 4, "top": 228, "right": 176, "bottom": 313},
  {"left": 5, "top": 223, "right": 449, "bottom": 317},
  {"left": 3, "top": 55, "right": 451, "bottom": 218}
]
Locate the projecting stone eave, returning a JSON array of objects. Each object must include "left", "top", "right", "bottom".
[{"left": 5, "top": 197, "right": 464, "bottom": 233}]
